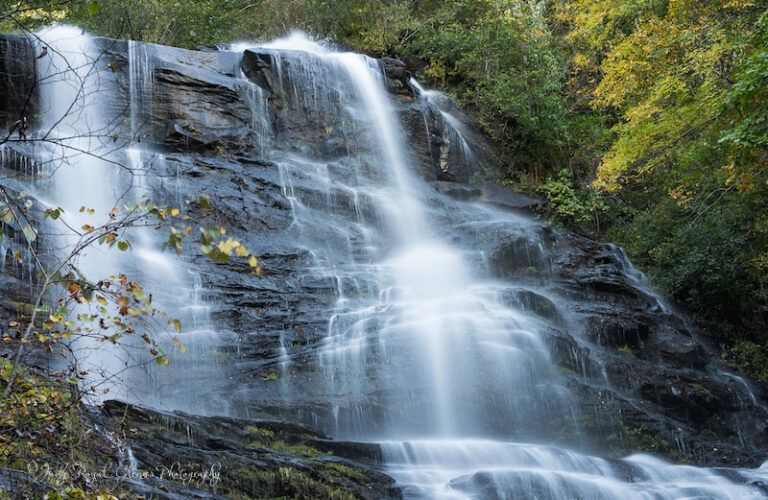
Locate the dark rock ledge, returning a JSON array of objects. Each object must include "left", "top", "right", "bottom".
[
  {"left": 0, "top": 399, "right": 401, "bottom": 498},
  {"left": 94, "top": 400, "right": 401, "bottom": 499}
]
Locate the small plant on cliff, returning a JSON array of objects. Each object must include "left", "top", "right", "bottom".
[{"left": 540, "top": 169, "right": 608, "bottom": 234}]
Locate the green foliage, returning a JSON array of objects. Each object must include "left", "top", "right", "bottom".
[
  {"left": 557, "top": 0, "right": 768, "bottom": 380},
  {"left": 237, "top": 466, "right": 356, "bottom": 500},
  {"left": 268, "top": 440, "right": 325, "bottom": 457},
  {"left": 61, "top": 0, "right": 412, "bottom": 51},
  {"left": 608, "top": 181, "right": 768, "bottom": 338},
  {"left": 245, "top": 424, "right": 324, "bottom": 456},
  {"left": 541, "top": 169, "right": 607, "bottom": 231},
  {"left": 0, "top": 360, "right": 74, "bottom": 464},
  {"left": 720, "top": 11, "right": 768, "bottom": 155},
  {"left": 723, "top": 341, "right": 768, "bottom": 382},
  {"left": 402, "top": 0, "right": 571, "bottom": 176},
  {"left": 245, "top": 425, "right": 275, "bottom": 440}
]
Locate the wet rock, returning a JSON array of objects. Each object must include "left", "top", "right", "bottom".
[
  {"left": 481, "top": 226, "right": 768, "bottom": 464},
  {"left": 479, "top": 182, "right": 547, "bottom": 212},
  {"left": 450, "top": 471, "right": 512, "bottom": 499},
  {"left": 0, "top": 469, "right": 51, "bottom": 498},
  {"left": 0, "top": 34, "right": 36, "bottom": 127},
  {"left": 381, "top": 57, "right": 412, "bottom": 96},
  {"left": 583, "top": 312, "right": 652, "bottom": 350},
  {"left": 488, "top": 233, "right": 552, "bottom": 279},
  {"left": 639, "top": 378, "right": 739, "bottom": 426},
  {"left": 648, "top": 334, "right": 708, "bottom": 369},
  {"left": 548, "top": 328, "right": 602, "bottom": 378},
  {"left": 564, "top": 377, "right": 767, "bottom": 467},
  {"left": 150, "top": 69, "right": 252, "bottom": 151},
  {"left": 0, "top": 185, "right": 44, "bottom": 325},
  {"left": 498, "top": 288, "right": 562, "bottom": 324},
  {"left": 431, "top": 180, "right": 481, "bottom": 201},
  {"left": 99, "top": 400, "right": 401, "bottom": 499},
  {"left": 241, "top": 49, "right": 277, "bottom": 93},
  {"left": 399, "top": 103, "right": 441, "bottom": 181}
]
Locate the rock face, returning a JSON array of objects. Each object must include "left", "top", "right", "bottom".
[
  {"left": 0, "top": 399, "right": 401, "bottom": 499},
  {"left": 0, "top": 34, "right": 36, "bottom": 127},
  {"left": 489, "top": 231, "right": 768, "bottom": 466},
  {"left": 96, "top": 400, "right": 400, "bottom": 499},
  {"left": 0, "top": 32, "right": 767, "bottom": 500},
  {"left": 0, "top": 36, "right": 40, "bottom": 319}
]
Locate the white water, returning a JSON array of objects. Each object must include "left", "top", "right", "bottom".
[
  {"left": 230, "top": 33, "right": 768, "bottom": 498},
  {"left": 382, "top": 440, "right": 766, "bottom": 499},
  {"left": 233, "top": 35, "right": 573, "bottom": 442},
  {"left": 31, "top": 26, "right": 226, "bottom": 412},
  {"left": 10, "top": 26, "right": 766, "bottom": 498},
  {"left": 34, "top": 25, "right": 132, "bottom": 395}
]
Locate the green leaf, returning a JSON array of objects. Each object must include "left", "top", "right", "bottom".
[
  {"left": 117, "top": 240, "right": 129, "bottom": 251},
  {"left": 44, "top": 208, "right": 62, "bottom": 220},
  {"left": 1, "top": 208, "right": 13, "bottom": 224},
  {"left": 22, "top": 224, "right": 36, "bottom": 243},
  {"left": 88, "top": 0, "right": 100, "bottom": 16},
  {"left": 171, "top": 318, "right": 182, "bottom": 333},
  {"left": 1, "top": 360, "right": 12, "bottom": 380}
]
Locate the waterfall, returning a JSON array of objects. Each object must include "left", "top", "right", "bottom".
[
  {"left": 228, "top": 33, "right": 768, "bottom": 498},
  {"left": 31, "top": 26, "right": 228, "bottom": 414},
  {"left": 232, "top": 34, "right": 573, "bottom": 441},
  {"left": 381, "top": 440, "right": 764, "bottom": 499},
  {"left": 34, "top": 25, "right": 132, "bottom": 398},
  {"left": 13, "top": 25, "right": 767, "bottom": 498}
]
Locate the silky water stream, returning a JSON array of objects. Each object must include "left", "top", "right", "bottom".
[{"left": 29, "top": 26, "right": 228, "bottom": 413}]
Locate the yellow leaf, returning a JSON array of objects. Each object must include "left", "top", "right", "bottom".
[{"left": 235, "top": 245, "right": 249, "bottom": 257}]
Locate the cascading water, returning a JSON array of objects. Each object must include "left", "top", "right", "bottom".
[
  {"left": 9, "top": 24, "right": 767, "bottom": 498},
  {"left": 410, "top": 79, "right": 477, "bottom": 173},
  {"left": 29, "top": 26, "right": 228, "bottom": 413},
  {"left": 230, "top": 35, "right": 574, "bottom": 442},
  {"left": 227, "top": 33, "right": 768, "bottom": 498},
  {"left": 34, "top": 25, "right": 132, "bottom": 395}
]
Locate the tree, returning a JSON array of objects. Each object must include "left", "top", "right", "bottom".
[{"left": 557, "top": 0, "right": 768, "bottom": 378}]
